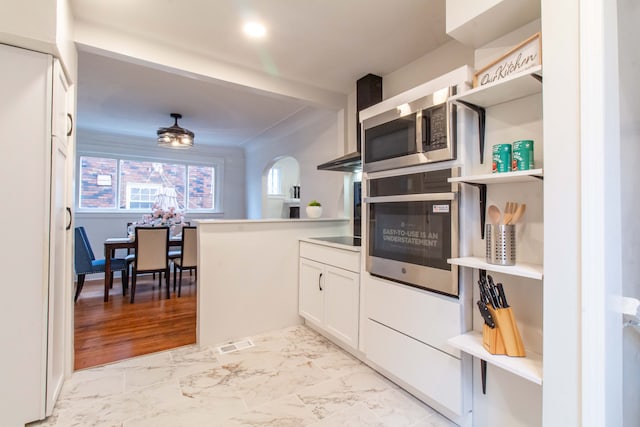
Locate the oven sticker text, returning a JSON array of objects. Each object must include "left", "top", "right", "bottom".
[
  {"left": 382, "top": 228, "right": 439, "bottom": 247},
  {"left": 433, "top": 204, "right": 449, "bottom": 213}
]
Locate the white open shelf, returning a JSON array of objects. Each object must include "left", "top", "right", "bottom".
[
  {"left": 448, "top": 257, "right": 543, "bottom": 280},
  {"left": 451, "top": 65, "right": 542, "bottom": 108},
  {"left": 449, "top": 169, "right": 543, "bottom": 185},
  {"left": 448, "top": 331, "right": 542, "bottom": 385}
]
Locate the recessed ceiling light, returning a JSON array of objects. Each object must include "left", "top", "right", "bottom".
[{"left": 243, "top": 22, "right": 266, "bottom": 38}]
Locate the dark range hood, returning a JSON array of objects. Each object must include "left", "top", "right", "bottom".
[
  {"left": 317, "top": 151, "right": 363, "bottom": 172},
  {"left": 317, "top": 74, "right": 382, "bottom": 172}
]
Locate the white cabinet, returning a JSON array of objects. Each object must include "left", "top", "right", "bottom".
[
  {"left": 363, "top": 275, "right": 469, "bottom": 420},
  {"left": 0, "top": 44, "right": 71, "bottom": 425},
  {"left": 46, "top": 59, "right": 71, "bottom": 416},
  {"left": 299, "top": 241, "right": 360, "bottom": 349},
  {"left": 446, "top": 0, "right": 540, "bottom": 48},
  {"left": 299, "top": 258, "right": 325, "bottom": 326},
  {"left": 323, "top": 264, "right": 359, "bottom": 346}
]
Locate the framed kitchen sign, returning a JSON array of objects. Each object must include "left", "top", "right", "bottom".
[{"left": 473, "top": 32, "right": 542, "bottom": 88}]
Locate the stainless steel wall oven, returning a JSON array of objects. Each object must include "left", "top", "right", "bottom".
[{"left": 365, "top": 168, "right": 459, "bottom": 297}]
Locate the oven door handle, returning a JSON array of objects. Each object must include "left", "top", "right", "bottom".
[{"left": 364, "top": 193, "right": 455, "bottom": 204}]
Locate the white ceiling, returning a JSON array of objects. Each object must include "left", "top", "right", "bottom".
[{"left": 71, "top": 0, "right": 451, "bottom": 147}]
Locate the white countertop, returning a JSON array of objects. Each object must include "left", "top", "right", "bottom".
[
  {"left": 195, "top": 218, "right": 349, "bottom": 225},
  {"left": 300, "top": 237, "right": 362, "bottom": 252}
]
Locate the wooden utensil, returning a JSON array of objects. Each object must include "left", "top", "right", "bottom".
[
  {"left": 488, "top": 205, "right": 501, "bottom": 225},
  {"left": 502, "top": 202, "right": 517, "bottom": 225},
  {"left": 509, "top": 203, "right": 527, "bottom": 224}
]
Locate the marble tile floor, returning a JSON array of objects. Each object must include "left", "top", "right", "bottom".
[{"left": 30, "top": 325, "right": 456, "bottom": 427}]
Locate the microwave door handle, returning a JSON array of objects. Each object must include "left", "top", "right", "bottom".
[
  {"left": 364, "top": 193, "right": 455, "bottom": 204},
  {"left": 421, "top": 112, "right": 429, "bottom": 151}
]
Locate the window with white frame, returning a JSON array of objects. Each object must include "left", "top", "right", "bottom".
[
  {"left": 267, "top": 166, "right": 282, "bottom": 195},
  {"left": 126, "top": 183, "right": 161, "bottom": 210},
  {"left": 78, "top": 155, "right": 220, "bottom": 212}
]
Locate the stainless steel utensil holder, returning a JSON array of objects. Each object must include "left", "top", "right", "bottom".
[{"left": 486, "top": 224, "right": 516, "bottom": 265}]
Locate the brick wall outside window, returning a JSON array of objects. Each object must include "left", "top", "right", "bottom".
[
  {"left": 80, "top": 157, "right": 117, "bottom": 208},
  {"left": 188, "top": 165, "right": 214, "bottom": 209},
  {"left": 79, "top": 156, "right": 216, "bottom": 211}
]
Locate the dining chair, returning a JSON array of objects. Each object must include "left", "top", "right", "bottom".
[
  {"left": 127, "top": 221, "right": 157, "bottom": 281},
  {"left": 126, "top": 222, "right": 135, "bottom": 253},
  {"left": 168, "top": 221, "right": 191, "bottom": 285},
  {"left": 74, "top": 226, "right": 128, "bottom": 302},
  {"left": 172, "top": 226, "right": 197, "bottom": 297},
  {"left": 128, "top": 226, "right": 171, "bottom": 303}
]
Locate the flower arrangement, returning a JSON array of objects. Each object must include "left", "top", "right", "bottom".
[{"left": 137, "top": 205, "right": 185, "bottom": 227}]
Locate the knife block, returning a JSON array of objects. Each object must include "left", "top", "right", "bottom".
[
  {"left": 482, "top": 322, "right": 507, "bottom": 354},
  {"left": 483, "top": 306, "right": 526, "bottom": 357}
]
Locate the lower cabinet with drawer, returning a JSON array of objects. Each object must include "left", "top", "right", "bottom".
[
  {"left": 363, "top": 275, "right": 471, "bottom": 423},
  {"left": 299, "top": 241, "right": 360, "bottom": 349}
]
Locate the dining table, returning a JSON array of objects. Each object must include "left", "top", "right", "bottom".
[{"left": 103, "top": 236, "right": 182, "bottom": 302}]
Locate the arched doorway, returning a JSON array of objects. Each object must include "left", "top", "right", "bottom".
[{"left": 262, "top": 156, "right": 300, "bottom": 219}]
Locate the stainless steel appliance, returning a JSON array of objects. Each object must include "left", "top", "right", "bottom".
[
  {"left": 362, "top": 86, "right": 457, "bottom": 173},
  {"left": 365, "top": 168, "right": 459, "bottom": 296}
]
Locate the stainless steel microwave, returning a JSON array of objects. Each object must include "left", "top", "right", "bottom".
[{"left": 361, "top": 86, "right": 456, "bottom": 173}]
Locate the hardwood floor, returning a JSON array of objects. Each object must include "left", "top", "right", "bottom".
[{"left": 74, "top": 273, "right": 196, "bottom": 370}]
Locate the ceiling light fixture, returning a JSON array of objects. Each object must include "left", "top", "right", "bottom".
[
  {"left": 243, "top": 22, "right": 266, "bottom": 38},
  {"left": 157, "top": 113, "right": 194, "bottom": 149}
]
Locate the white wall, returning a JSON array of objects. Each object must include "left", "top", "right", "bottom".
[
  {"left": 382, "top": 40, "right": 474, "bottom": 99},
  {"left": 0, "top": 0, "right": 56, "bottom": 54},
  {"left": 541, "top": 0, "right": 581, "bottom": 425},
  {"left": 0, "top": 0, "right": 77, "bottom": 83},
  {"left": 55, "top": 0, "right": 77, "bottom": 83},
  {"left": 618, "top": 0, "right": 640, "bottom": 425},
  {"left": 245, "top": 108, "right": 347, "bottom": 219}
]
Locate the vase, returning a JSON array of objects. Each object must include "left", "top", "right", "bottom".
[{"left": 306, "top": 206, "right": 322, "bottom": 218}]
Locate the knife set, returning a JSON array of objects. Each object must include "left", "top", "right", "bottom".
[{"left": 477, "top": 274, "right": 526, "bottom": 357}]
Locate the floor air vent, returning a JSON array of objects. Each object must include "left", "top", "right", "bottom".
[{"left": 216, "top": 339, "right": 255, "bottom": 355}]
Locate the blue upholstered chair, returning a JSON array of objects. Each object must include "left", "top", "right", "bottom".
[{"left": 74, "top": 227, "right": 129, "bottom": 302}]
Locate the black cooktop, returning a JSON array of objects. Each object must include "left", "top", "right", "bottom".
[{"left": 311, "top": 236, "right": 361, "bottom": 247}]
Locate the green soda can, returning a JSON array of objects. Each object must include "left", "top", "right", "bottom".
[
  {"left": 492, "top": 144, "right": 511, "bottom": 173},
  {"left": 512, "top": 140, "right": 534, "bottom": 171}
]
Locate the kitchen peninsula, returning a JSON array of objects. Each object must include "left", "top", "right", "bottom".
[{"left": 196, "top": 218, "right": 350, "bottom": 346}]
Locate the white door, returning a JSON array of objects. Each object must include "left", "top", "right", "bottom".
[
  {"left": 46, "top": 61, "right": 69, "bottom": 414},
  {"left": 323, "top": 266, "right": 359, "bottom": 348},
  {"left": 299, "top": 258, "right": 324, "bottom": 326}
]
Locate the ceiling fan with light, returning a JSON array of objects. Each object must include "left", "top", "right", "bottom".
[{"left": 157, "top": 113, "right": 194, "bottom": 149}]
